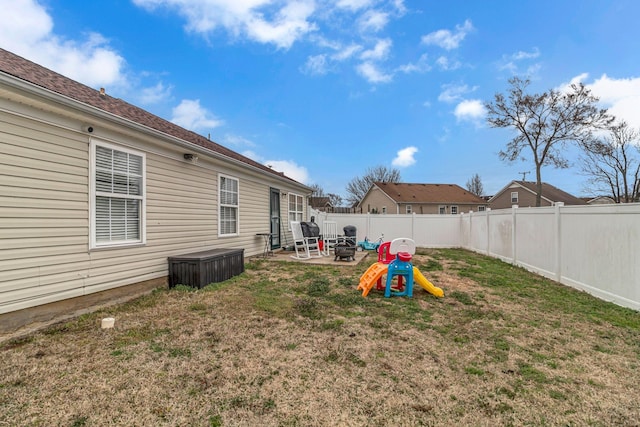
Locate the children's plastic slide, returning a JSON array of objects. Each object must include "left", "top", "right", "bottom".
[
  {"left": 357, "top": 263, "right": 444, "bottom": 298},
  {"left": 357, "top": 263, "right": 387, "bottom": 297},
  {"left": 412, "top": 267, "right": 444, "bottom": 298}
]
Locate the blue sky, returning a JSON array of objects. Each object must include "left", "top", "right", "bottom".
[{"left": 3, "top": 0, "right": 640, "bottom": 199}]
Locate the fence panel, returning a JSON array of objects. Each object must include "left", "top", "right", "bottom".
[
  {"left": 559, "top": 204, "right": 640, "bottom": 309},
  {"left": 311, "top": 210, "right": 461, "bottom": 247},
  {"left": 513, "top": 207, "right": 557, "bottom": 279},
  {"left": 311, "top": 204, "right": 640, "bottom": 310},
  {"left": 466, "top": 211, "right": 487, "bottom": 254},
  {"left": 486, "top": 210, "right": 513, "bottom": 261}
]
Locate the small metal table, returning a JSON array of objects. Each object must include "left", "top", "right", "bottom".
[{"left": 255, "top": 233, "right": 273, "bottom": 258}]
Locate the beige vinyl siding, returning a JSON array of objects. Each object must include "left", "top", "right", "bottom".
[
  {"left": 360, "top": 187, "right": 396, "bottom": 214},
  {"left": 0, "top": 105, "right": 306, "bottom": 315},
  {"left": 490, "top": 186, "right": 552, "bottom": 210},
  {"left": 0, "top": 111, "right": 90, "bottom": 313}
]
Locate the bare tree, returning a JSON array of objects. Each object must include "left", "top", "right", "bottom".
[
  {"left": 485, "top": 77, "right": 613, "bottom": 206},
  {"left": 309, "top": 184, "right": 344, "bottom": 207},
  {"left": 327, "top": 193, "right": 343, "bottom": 207},
  {"left": 580, "top": 121, "right": 640, "bottom": 203},
  {"left": 465, "top": 173, "right": 484, "bottom": 197},
  {"left": 309, "top": 184, "right": 325, "bottom": 197},
  {"left": 345, "top": 165, "right": 401, "bottom": 206}
]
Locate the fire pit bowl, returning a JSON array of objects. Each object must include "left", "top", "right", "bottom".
[{"left": 334, "top": 243, "right": 356, "bottom": 261}]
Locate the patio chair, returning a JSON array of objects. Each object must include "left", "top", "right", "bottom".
[
  {"left": 322, "top": 221, "right": 339, "bottom": 256},
  {"left": 290, "top": 221, "right": 322, "bottom": 259}
]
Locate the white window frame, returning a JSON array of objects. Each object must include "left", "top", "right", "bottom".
[
  {"left": 478, "top": 205, "right": 486, "bottom": 212},
  {"left": 439, "top": 205, "right": 446, "bottom": 215},
  {"left": 219, "top": 174, "right": 240, "bottom": 237},
  {"left": 382, "top": 206, "right": 387, "bottom": 214},
  {"left": 511, "top": 191, "right": 519, "bottom": 204},
  {"left": 90, "top": 139, "right": 146, "bottom": 249},
  {"left": 288, "top": 193, "right": 304, "bottom": 229},
  {"left": 406, "top": 204, "right": 412, "bottom": 214},
  {"left": 451, "top": 205, "right": 458, "bottom": 215}
]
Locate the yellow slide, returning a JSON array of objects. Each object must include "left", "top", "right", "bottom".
[
  {"left": 413, "top": 267, "right": 444, "bottom": 298},
  {"left": 357, "top": 263, "right": 388, "bottom": 297}
]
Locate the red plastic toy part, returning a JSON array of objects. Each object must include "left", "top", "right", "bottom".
[{"left": 397, "top": 252, "right": 412, "bottom": 262}]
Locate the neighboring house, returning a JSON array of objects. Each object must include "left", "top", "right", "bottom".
[
  {"left": 309, "top": 196, "right": 334, "bottom": 212},
  {"left": 489, "top": 180, "right": 587, "bottom": 209},
  {"left": 582, "top": 196, "right": 616, "bottom": 205},
  {"left": 0, "top": 49, "right": 312, "bottom": 332},
  {"left": 357, "top": 182, "right": 487, "bottom": 214}
]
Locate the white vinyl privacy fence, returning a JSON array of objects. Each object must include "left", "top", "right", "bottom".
[{"left": 310, "top": 203, "right": 640, "bottom": 310}]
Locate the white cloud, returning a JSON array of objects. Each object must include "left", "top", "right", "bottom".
[
  {"left": 512, "top": 48, "right": 540, "bottom": 60},
  {"left": 355, "top": 39, "right": 396, "bottom": 83},
  {"left": 301, "top": 54, "right": 329, "bottom": 75},
  {"left": 0, "top": 0, "right": 127, "bottom": 89},
  {"left": 360, "top": 38, "right": 392, "bottom": 61},
  {"left": 222, "top": 133, "right": 257, "bottom": 148},
  {"left": 336, "top": 0, "right": 374, "bottom": 11},
  {"left": 331, "top": 44, "right": 362, "bottom": 61},
  {"left": 563, "top": 73, "right": 589, "bottom": 87},
  {"left": 395, "top": 53, "right": 430, "bottom": 74},
  {"left": 435, "top": 56, "right": 462, "bottom": 71},
  {"left": 358, "top": 10, "right": 389, "bottom": 32},
  {"left": 264, "top": 160, "right": 309, "bottom": 183},
  {"left": 138, "top": 82, "right": 173, "bottom": 105},
  {"left": 392, "top": 0, "right": 407, "bottom": 14},
  {"left": 438, "top": 83, "right": 477, "bottom": 103},
  {"left": 134, "top": 0, "right": 317, "bottom": 50},
  {"left": 421, "top": 19, "right": 474, "bottom": 50},
  {"left": 241, "top": 150, "right": 260, "bottom": 161},
  {"left": 356, "top": 62, "right": 392, "bottom": 83},
  {"left": 171, "top": 99, "right": 224, "bottom": 131},
  {"left": 585, "top": 74, "right": 640, "bottom": 129},
  {"left": 454, "top": 99, "right": 485, "bottom": 122},
  {"left": 498, "top": 48, "right": 541, "bottom": 76},
  {"left": 302, "top": 43, "right": 363, "bottom": 76},
  {"left": 392, "top": 146, "right": 418, "bottom": 167},
  {"left": 247, "top": 1, "right": 317, "bottom": 48},
  {"left": 0, "top": 0, "right": 53, "bottom": 46}
]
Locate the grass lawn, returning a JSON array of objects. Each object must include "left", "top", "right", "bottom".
[{"left": 1, "top": 248, "right": 640, "bottom": 426}]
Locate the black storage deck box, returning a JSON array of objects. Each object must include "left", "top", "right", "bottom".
[{"left": 168, "top": 248, "right": 244, "bottom": 288}]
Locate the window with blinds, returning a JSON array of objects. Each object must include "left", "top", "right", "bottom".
[
  {"left": 92, "top": 142, "right": 145, "bottom": 247},
  {"left": 219, "top": 175, "right": 239, "bottom": 236}
]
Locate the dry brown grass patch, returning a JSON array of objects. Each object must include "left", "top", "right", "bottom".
[{"left": 1, "top": 249, "right": 640, "bottom": 426}]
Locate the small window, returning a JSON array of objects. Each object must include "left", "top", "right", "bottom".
[
  {"left": 511, "top": 191, "right": 519, "bottom": 204},
  {"left": 91, "top": 141, "right": 145, "bottom": 248},
  {"left": 219, "top": 174, "right": 239, "bottom": 236},
  {"left": 382, "top": 206, "right": 387, "bottom": 214},
  {"left": 406, "top": 205, "right": 412, "bottom": 214},
  {"left": 451, "top": 206, "right": 458, "bottom": 215},
  {"left": 218, "top": 175, "right": 240, "bottom": 236},
  {"left": 478, "top": 205, "right": 486, "bottom": 212},
  {"left": 439, "top": 205, "right": 446, "bottom": 215},
  {"left": 288, "top": 193, "right": 304, "bottom": 228}
]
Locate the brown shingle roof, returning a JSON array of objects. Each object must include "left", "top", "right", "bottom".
[
  {"left": 309, "top": 196, "right": 332, "bottom": 208},
  {"left": 0, "top": 48, "right": 301, "bottom": 185},
  {"left": 374, "top": 182, "right": 485, "bottom": 204},
  {"left": 514, "top": 181, "right": 586, "bottom": 205}
]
